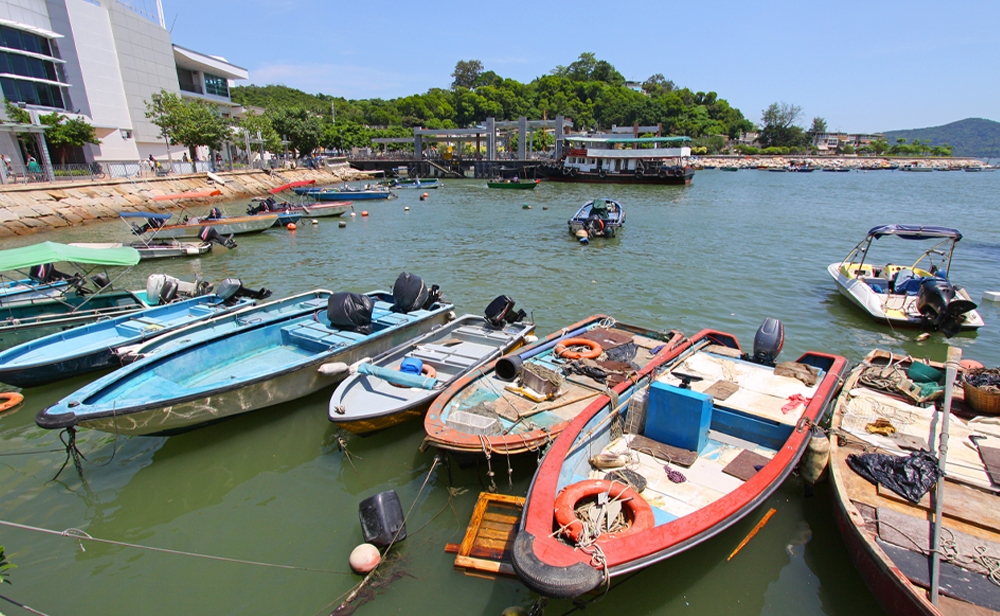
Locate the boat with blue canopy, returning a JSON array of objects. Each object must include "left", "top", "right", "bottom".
[
  {"left": 69, "top": 211, "right": 237, "bottom": 260},
  {"left": 828, "top": 224, "right": 984, "bottom": 336},
  {"left": 37, "top": 273, "right": 454, "bottom": 436},
  {"left": 0, "top": 278, "right": 270, "bottom": 388},
  {"left": 568, "top": 198, "right": 625, "bottom": 243}
]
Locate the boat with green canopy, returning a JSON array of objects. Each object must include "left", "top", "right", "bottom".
[{"left": 0, "top": 242, "right": 152, "bottom": 350}]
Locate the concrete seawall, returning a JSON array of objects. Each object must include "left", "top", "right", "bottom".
[{"left": 0, "top": 162, "right": 369, "bottom": 238}]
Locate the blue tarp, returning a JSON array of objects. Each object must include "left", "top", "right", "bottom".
[
  {"left": 868, "top": 225, "right": 962, "bottom": 241},
  {"left": 119, "top": 212, "right": 172, "bottom": 220}
]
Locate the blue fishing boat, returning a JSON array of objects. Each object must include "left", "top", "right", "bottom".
[
  {"left": 1, "top": 242, "right": 152, "bottom": 351},
  {"left": 310, "top": 190, "right": 391, "bottom": 201},
  {"left": 567, "top": 198, "right": 625, "bottom": 242},
  {"left": 0, "top": 279, "right": 269, "bottom": 388},
  {"left": 37, "top": 274, "right": 455, "bottom": 436},
  {"left": 0, "top": 277, "right": 70, "bottom": 306}
]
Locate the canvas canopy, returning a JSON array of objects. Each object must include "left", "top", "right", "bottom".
[
  {"left": 868, "top": 225, "right": 962, "bottom": 241},
  {"left": 0, "top": 242, "right": 140, "bottom": 272},
  {"left": 119, "top": 212, "right": 171, "bottom": 220},
  {"left": 567, "top": 136, "right": 692, "bottom": 144}
]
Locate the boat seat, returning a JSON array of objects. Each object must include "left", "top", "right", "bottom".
[
  {"left": 116, "top": 321, "right": 152, "bottom": 336},
  {"left": 188, "top": 305, "right": 216, "bottom": 317}
]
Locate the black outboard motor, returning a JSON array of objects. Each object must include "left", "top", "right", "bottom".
[
  {"left": 215, "top": 278, "right": 272, "bottom": 305},
  {"left": 391, "top": 273, "right": 441, "bottom": 313},
  {"left": 484, "top": 295, "right": 527, "bottom": 328},
  {"left": 130, "top": 216, "right": 164, "bottom": 236},
  {"left": 917, "top": 278, "right": 977, "bottom": 337},
  {"left": 328, "top": 291, "right": 375, "bottom": 334},
  {"left": 29, "top": 263, "right": 76, "bottom": 283},
  {"left": 749, "top": 318, "right": 784, "bottom": 366},
  {"left": 199, "top": 226, "right": 237, "bottom": 249}
]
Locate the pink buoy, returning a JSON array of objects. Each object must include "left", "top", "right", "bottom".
[
  {"left": 349, "top": 543, "right": 380, "bottom": 573},
  {"left": 961, "top": 359, "right": 985, "bottom": 371}
]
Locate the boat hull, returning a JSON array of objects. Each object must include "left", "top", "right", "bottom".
[
  {"left": 486, "top": 182, "right": 538, "bottom": 189},
  {"left": 0, "top": 291, "right": 149, "bottom": 351},
  {"left": 538, "top": 167, "right": 693, "bottom": 185},
  {"left": 329, "top": 315, "right": 535, "bottom": 434},
  {"left": 153, "top": 216, "right": 277, "bottom": 239},
  {"left": 70, "top": 241, "right": 212, "bottom": 260},
  {"left": 311, "top": 191, "right": 389, "bottom": 201}
]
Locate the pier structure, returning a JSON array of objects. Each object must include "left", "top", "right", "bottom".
[{"left": 354, "top": 116, "right": 572, "bottom": 178}]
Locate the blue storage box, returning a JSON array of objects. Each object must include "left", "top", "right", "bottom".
[{"left": 644, "top": 382, "right": 713, "bottom": 453}]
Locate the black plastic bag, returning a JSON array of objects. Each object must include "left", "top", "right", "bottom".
[
  {"left": 392, "top": 272, "right": 428, "bottom": 314},
  {"left": 327, "top": 292, "right": 374, "bottom": 334},
  {"left": 846, "top": 450, "right": 941, "bottom": 503}
]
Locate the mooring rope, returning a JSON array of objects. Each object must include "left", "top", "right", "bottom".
[{"left": 0, "top": 519, "right": 346, "bottom": 574}]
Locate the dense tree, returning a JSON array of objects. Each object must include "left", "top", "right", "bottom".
[
  {"left": 39, "top": 112, "right": 99, "bottom": 164},
  {"left": 642, "top": 74, "right": 675, "bottom": 96},
  {"left": 451, "top": 60, "right": 484, "bottom": 89},
  {"left": 809, "top": 117, "right": 828, "bottom": 134},
  {"left": 233, "top": 110, "right": 281, "bottom": 154},
  {"left": 4, "top": 101, "right": 31, "bottom": 124},
  {"left": 144, "top": 90, "right": 230, "bottom": 164},
  {"left": 759, "top": 102, "right": 806, "bottom": 148},
  {"left": 268, "top": 107, "right": 323, "bottom": 156}
]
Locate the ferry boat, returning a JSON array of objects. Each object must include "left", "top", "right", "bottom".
[{"left": 537, "top": 135, "right": 694, "bottom": 185}]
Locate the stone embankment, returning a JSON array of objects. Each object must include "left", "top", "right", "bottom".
[
  {"left": 0, "top": 162, "right": 370, "bottom": 238},
  {"left": 693, "top": 156, "right": 986, "bottom": 170}
]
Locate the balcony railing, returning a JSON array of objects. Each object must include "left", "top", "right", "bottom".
[{"left": 178, "top": 82, "right": 203, "bottom": 95}]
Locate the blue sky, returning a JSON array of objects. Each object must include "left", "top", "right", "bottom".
[{"left": 164, "top": 0, "right": 999, "bottom": 133}]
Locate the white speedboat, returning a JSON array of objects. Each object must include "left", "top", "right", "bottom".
[{"left": 828, "top": 225, "right": 984, "bottom": 336}]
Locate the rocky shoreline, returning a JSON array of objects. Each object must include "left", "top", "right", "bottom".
[
  {"left": 0, "top": 162, "right": 372, "bottom": 238},
  {"left": 692, "top": 155, "right": 987, "bottom": 170}
]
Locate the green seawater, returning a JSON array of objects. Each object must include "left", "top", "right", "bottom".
[{"left": 2, "top": 170, "right": 999, "bottom": 615}]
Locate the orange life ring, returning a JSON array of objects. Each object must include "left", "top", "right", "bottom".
[
  {"left": 553, "top": 479, "right": 654, "bottom": 544},
  {"left": 0, "top": 392, "right": 24, "bottom": 414},
  {"left": 554, "top": 338, "right": 603, "bottom": 360}
]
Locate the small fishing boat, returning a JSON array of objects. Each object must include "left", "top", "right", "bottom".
[
  {"left": 0, "top": 278, "right": 268, "bottom": 388},
  {"left": 487, "top": 179, "right": 540, "bottom": 189},
  {"left": 511, "top": 321, "right": 847, "bottom": 598},
  {"left": 422, "top": 316, "right": 686, "bottom": 456},
  {"left": 69, "top": 212, "right": 237, "bottom": 260},
  {"left": 567, "top": 198, "right": 625, "bottom": 242},
  {"left": 721, "top": 166, "right": 739, "bottom": 172},
  {"left": 828, "top": 348, "right": 1000, "bottom": 616},
  {"left": 309, "top": 189, "right": 391, "bottom": 201},
  {"left": 37, "top": 273, "right": 454, "bottom": 436},
  {"left": 329, "top": 297, "right": 535, "bottom": 434},
  {"left": 828, "top": 225, "right": 984, "bottom": 336},
  {"left": 131, "top": 209, "right": 278, "bottom": 239},
  {"left": 392, "top": 178, "right": 440, "bottom": 189},
  {"left": 247, "top": 196, "right": 353, "bottom": 218},
  {"left": 1, "top": 243, "right": 151, "bottom": 350},
  {"left": 0, "top": 278, "right": 69, "bottom": 306}
]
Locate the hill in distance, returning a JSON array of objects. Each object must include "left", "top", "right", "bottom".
[{"left": 882, "top": 118, "right": 1000, "bottom": 159}]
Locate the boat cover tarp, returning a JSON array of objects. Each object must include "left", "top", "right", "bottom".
[
  {"left": 846, "top": 449, "right": 941, "bottom": 503},
  {"left": 327, "top": 292, "right": 374, "bottom": 333},
  {"left": 120, "top": 212, "right": 171, "bottom": 220},
  {"left": 869, "top": 225, "right": 962, "bottom": 241},
  {"left": 0, "top": 242, "right": 140, "bottom": 271}
]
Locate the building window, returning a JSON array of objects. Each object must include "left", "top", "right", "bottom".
[
  {"left": 176, "top": 67, "right": 201, "bottom": 94},
  {"left": 0, "top": 77, "right": 65, "bottom": 109},
  {"left": 0, "top": 26, "right": 52, "bottom": 57},
  {"left": 203, "top": 72, "right": 229, "bottom": 98},
  {"left": 0, "top": 52, "right": 59, "bottom": 81}
]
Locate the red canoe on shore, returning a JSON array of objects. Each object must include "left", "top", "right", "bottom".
[{"left": 269, "top": 179, "right": 316, "bottom": 194}]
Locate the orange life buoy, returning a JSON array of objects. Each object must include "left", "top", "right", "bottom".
[
  {"left": 554, "top": 337, "right": 603, "bottom": 360},
  {"left": 0, "top": 392, "right": 24, "bottom": 414},
  {"left": 553, "top": 479, "right": 654, "bottom": 544}
]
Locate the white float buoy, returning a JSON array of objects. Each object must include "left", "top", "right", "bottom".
[
  {"left": 983, "top": 291, "right": 1000, "bottom": 302},
  {"left": 311, "top": 219, "right": 319, "bottom": 224},
  {"left": 404, "top": 206, "right": 410, "bottom": 211},
  {"left": 338, "top": 221, "right": 347, "bottom": 228},
  {"left": 350, "top": 212, "right": 356, "bottom": 217},
  {"left": 799, "top": 431, "right": 830, "bottom": 485},
  {"left": 349, "top": 543, "right": 381, "bottom": 573}
]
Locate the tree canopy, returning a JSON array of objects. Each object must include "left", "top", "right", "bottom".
[
  {"left": 758, "top": 102, "right": 806, "bottom": 148},
  {"left": 39, "top": 112, "right": 99, "bottom": 164},
  {"left": 231, "top": 54, "right": 753, "bottom": 146},
  {"left": 144, "top": 90, "right": 229, "bottom": 160}
]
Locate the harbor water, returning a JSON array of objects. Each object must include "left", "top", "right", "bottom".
[{"left": 1, "top": 169, "right": 999, "bottom": 615}]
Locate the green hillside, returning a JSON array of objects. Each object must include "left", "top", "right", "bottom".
[{"left": 882, "top": 118, "right": 1000, "bottom": 158}]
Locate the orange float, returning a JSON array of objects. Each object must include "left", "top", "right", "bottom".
[
  {"left": 0, "top": 392, "right": 24, "bottom": 414},
  {"left": 553, "top": 479, "right": 654, "bottom": 544},
  {"left": 554, "top": 338, "right": 603, "bottom": 359}
]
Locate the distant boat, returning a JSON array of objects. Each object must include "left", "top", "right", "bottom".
[
  {"left": 537, "top": 135, "right": 695, "bottom": 185},
  {"left": 567, "top": 198, "right": 625, "bottom": 242},
  {"left": 131, "top": 209, "right": 278, "bottom": 239},
  {"left": 721, "top": 166, "right": 739, "bottom": 172},
  {"left": 487, "top": 179, "right": 540, "bottom": 189}
]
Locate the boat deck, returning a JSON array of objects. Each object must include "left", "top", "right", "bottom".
[
  {"left": 577, "top": 348, "right": 819, "bottom": 525},
  {"left": 832, "top": 353, "right": 1000, "bottom": 615}
]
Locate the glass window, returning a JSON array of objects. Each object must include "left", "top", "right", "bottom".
[
  {"left": 16, "top": 80, "right": 38, "bottom": 105},
  {"left": 21, "top": 32, "right": 42, "bottom": 54},
  {"left": 203, "top": 72, "right": 229, "bottom": 98},
  {"left": 1, "top": 27, "right": 23, "bottom": 51},
  {"left": 0, "top": 52, "right": 9, "bottom": 73},
  {"left": 36, "top": 82, "right": 53, "bottom": 107},
  {"left": 0, "top": 77, "right": 17, "bottom": 101},
  {"left": 9, "top": 54, "right": 29, "bottom": 76},
  {"left": 28, "top": 57, "right": 46, "bottom": 79}
]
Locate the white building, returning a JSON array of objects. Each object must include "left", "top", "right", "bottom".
[{"left": 0, "top": 0, "right": 247, "bottom": 167}]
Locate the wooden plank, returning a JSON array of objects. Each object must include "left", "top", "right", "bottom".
[
  {"left": 877, "top": 482, "right": 1000, "bottom": 534},
  {"left": 629, "top": 433, "right": 698, "bottom": 467},
  {"left": 452, "top": 492, "right": 524, "bottom": 579}
]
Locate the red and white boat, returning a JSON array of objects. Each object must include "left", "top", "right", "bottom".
[{"left": 511, "top": 323, "right": 846, "bottom": 598}]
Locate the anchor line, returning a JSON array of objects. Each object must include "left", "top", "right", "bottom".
[{"left": 0, "top": 519, "right": 347, "bottom": 575}]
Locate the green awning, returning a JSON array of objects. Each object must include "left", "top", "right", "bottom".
[
  {"left": 0, "top": 241, "right": 140, "bottom": 272},
  {"left": 568, "top": 136, "right": 692, "bottom": 144}
]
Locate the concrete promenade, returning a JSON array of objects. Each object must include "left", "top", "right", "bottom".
[{"left": 0, "top": 162, "right": 368, "bottom": 238}]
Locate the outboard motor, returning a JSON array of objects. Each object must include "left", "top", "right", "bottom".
[
  {"left": 328, "top": 291, "right": 375, "bottom": 334},
  {"left": 89, "top": 272, "right": 111, "bottom": 290},
  {"left": 749, "top": 318, "right": 784, "bottom": 366},
  {"left": 130, "top": 216, "right": 164, "bottom": 236},
  {"left": 29, "top": 263, "right": 75, "bottom": 283},
  {"left": 199, "top": 226, "right": 237, "bottom": 250},
  {"left": 484, "top": 295, "right": 527, "bottom": 328},
  {"left": 146, "top": 274, "right": 215, "bottom": 305},
  {"left": 215, "top": 278, "right": 272, "bottom": 305},
  {"left": 917, "top": 278, "right": 977, "bottom": 337},
  {"left": 391, "top": 273, "right": 442, "bottom": 313}
]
